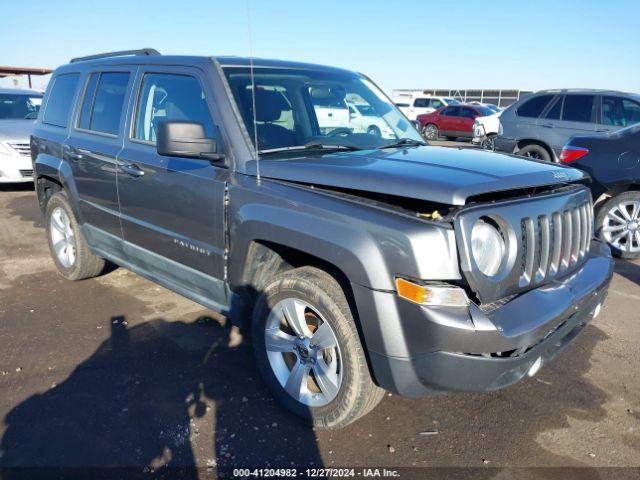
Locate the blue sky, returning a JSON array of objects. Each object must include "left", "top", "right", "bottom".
[{"left": 2, "top": 0, "right": 639, "bottom": 93}]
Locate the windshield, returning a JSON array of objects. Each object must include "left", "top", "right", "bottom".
[
  {"left": 222, "top": 66, "right": 423, "bottom": 153},
  {"left": 0, "top": 93, "right": 43, "bottom": 120}
]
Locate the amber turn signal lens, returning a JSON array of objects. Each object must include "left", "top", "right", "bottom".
[{"left": 395, "top": 278, "right": 426, "bottom": 304}]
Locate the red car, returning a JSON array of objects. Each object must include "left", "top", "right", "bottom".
[{"left": 417, "top": 104, "right": 494, "bottom": 141}]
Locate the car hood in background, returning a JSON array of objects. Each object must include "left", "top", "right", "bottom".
[
  {"left": 0, "top": 120, "right": 36, "bottom": 142},
  {"left": 248, "top": 146, "right": 586, "bottom": 205}
]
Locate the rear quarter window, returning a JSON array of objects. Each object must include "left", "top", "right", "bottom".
[
  {"left": 516, "top": 94, "right": 553, "bottom": 118},
  {"left": 43, "top": 73, "right": 80, "bottom": 127}
]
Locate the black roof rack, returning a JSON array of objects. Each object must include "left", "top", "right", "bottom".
[{"left": 70, "top": 48, "right": 160, "bottom": 63}]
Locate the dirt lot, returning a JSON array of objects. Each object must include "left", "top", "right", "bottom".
[{"left": 1, "top": 179, "right": 639, "bottom": 478}]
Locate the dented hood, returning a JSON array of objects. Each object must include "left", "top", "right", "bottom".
[{"left": 247, "top": 146, "right": 586, "bottom": 206}]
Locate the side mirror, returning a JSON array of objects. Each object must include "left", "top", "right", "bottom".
[{"left": 156, "top": 121, "right": 223, "bottom": 161}]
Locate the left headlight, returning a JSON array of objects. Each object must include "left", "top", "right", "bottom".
[{"left": 471, "top": 219, "right": 505, "bottom": 277}]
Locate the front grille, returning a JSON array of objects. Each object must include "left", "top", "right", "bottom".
[
  {"left": 19, "top": 169, "right": 33, "bottom": 178},
  {"left": 455, "top": 186, "right": 593, "bottom": 304},
  {"left": 519, "top": 202, "right": 593, "bottom": 287},
  {"left": 7, "top": 142, "right": 31, "bottom": 157}
]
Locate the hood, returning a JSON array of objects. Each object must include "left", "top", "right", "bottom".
[
  {"left": 0, "top": 120, "right": 36, "bottom": 142},
  {"left": 248, "top": 146, "right": 586, "bottom": 206}
]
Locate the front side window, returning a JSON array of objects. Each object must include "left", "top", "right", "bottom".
[
  {"left": 430, "top": 99, "right": 443, "bottom": 109},
  {"left": 516, "top": 94, "right": 553, "bottom": 118},
  {"left": 0, "top": 93, "right": 42, "bottom": 120},
  {"left": 603, "top": 96, "right": 640, "bottom": 127},
  {"left": 562, "top": 95, "right": 595, "bottom": 123},
  {"left": 43, "top": 73, "right": 80, "bottom": 127},
  {"left": 78, "top": 72, "right": 130, "bottom": 135},
  {"left": 134, "top": 73, "right": 214, "bottom": 143},
  {"left": 222, "top": 66, "right": 422, "bottom": 153}
]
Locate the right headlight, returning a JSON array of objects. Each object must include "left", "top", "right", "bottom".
[{"left": 471, "top": 219, "right": 505, "bottom": 277}]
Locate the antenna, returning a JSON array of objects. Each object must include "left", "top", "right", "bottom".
[{"left": 246, "top": 0, "right": 260, "bottom": 183}]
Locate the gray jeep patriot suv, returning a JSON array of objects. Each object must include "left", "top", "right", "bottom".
[{"left": 32, "top": 49, "right": 613, "bottom": 428}]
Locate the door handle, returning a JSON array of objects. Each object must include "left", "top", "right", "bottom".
[
  {"left": 120, "top": 163, "right": 145, "bottom": 177},
  {"left": 541, "top": 123, "right": 555, "bottom": 128},
  {"left": 596, "top": 129, "right": 611, "bottom": 133},
  {"left": 67, "top": 151, "right": 83, "bottom": 160}
]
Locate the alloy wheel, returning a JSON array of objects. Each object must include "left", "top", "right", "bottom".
[
  {"left": 265, "top": 298, "right": 343, "bottom": 407},
  {"left": 602, "top": 200, "right": 640, "bottom": 253},
  {"left": 423, "top": 124, "right": 438, "bottom": 140},
  {"left": 50, "top": 207, "right": 77, "bottom": 268}
]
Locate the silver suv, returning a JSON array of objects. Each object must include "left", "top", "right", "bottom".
[{"left": 495, "top": 89, "right": 640, "bottom": 162}]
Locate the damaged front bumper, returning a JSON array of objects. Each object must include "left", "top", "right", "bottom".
[{"left": 352, "top": 240, "right": 613, "bottom": 397}]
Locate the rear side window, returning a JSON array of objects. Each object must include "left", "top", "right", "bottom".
[
  {"left": 78, "top": 72, "right": 130, "bottom": 135},
  {"left": 516, "top": 94, "right": 553, "bottom": 118},
  {"left": 562, "top": 95, "right": 595, "bottom": 123},
  {"left": 133, "top": 73, "right": 214, "bottom": 143},
  {"left": 43, "top": 73, "right": 80, "bottom": 127},
  {"left": 413, "top": 98, "right": 429, "bottom": 108}
]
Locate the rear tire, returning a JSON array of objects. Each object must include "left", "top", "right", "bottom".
[
  {"left": 252, "top": 266, "right": 384, "bottom": 429},
  {"left": 517, "top": 144, "right": 551, "bottom": 162},
  {"left": 596, "top": 191, "right": 640, "bottom": 259},
  {"left": 45, "top": 192, "right": 105, "bottom": 280}
]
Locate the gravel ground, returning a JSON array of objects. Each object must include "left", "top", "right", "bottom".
[{"left": 0, "top": 179, "right": 639, "bottom": 479}]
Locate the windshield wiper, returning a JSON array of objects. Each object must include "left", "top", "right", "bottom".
[
  {"left": 377, "top": 138, "right": 427, "bottom": 149},
  {"left": 258, "top": 142, "right": 362, "bottom": 155}
]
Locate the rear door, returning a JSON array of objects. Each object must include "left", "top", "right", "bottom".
[
  {"left": 457, "top": 107, "right": 477, "bottom": 136},
  {"left": 116, "top": 65, "right": 229, "bottom": 307},
  {"left": 545, "top": 94, "right": 597, "bottom": 155},
  {"left": 64, "top": 67, "right": 134, "bottom": 238}
]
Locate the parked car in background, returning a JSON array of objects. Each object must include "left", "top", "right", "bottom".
[
  {"left": 495, "top": 89, "right": 640, "bottom": 162},
  {"left": 417, "top": 104, "right": 495, "bottom": 140},
  {"left": 0, "top": 88, "right": 43, "bottom": 183},
  {"left": 468, "top": 101, "right": 502, "bottom": 113},
  {"left": 560, "top": 124, "right": 640, "bottom": 258},
  {"left": 472, "top": 110, "right": 502, "bottom": 149},
  {"left": 398, "top": 95, "right": 460, "bottom": 121},
  {"left": 347, "top": 102, "right": 395, "bottom": 138},
  {"left": 32, "top": 50, "right": 612, "bottom": 428}
]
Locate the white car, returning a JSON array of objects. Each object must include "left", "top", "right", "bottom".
[
  {"left": 472, "top": 110, "right": 502, "bottom": 150},
  {"left": 0, "top": 88, "right": 42, "bottom": 183},
  {"left": 396, "top": 96, "right": 460, "bottom": 121},
  {"left": 347, "top": 103, "right": 395, "bottom": 138}
]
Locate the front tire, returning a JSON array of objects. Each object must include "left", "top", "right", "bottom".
[
  {"left": 252, "top": 266, "right": 384, "bottom": 429},
  {"left": 45, "top": 192, "right": 105, "bottom": 280},
  {"left": 596, "top": 191, "right": 640, "bottom": 259}
]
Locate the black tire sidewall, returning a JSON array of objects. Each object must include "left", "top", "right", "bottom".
[
  {"left": 518, "top": 144, "right": 551, "bottom": 162},
  {"left": 367, "top": 125, "right": 381, "bottom": 136}
]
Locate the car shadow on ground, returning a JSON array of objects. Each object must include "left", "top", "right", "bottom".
[{"left": 0, "top": 312, "right": 323, "bottom": 479}]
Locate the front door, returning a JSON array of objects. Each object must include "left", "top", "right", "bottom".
[{"left": 117, "top": 66, "right": 229, "bottom": 307}]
